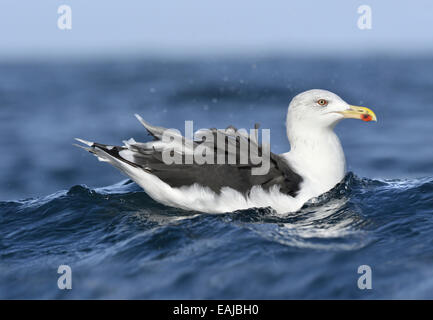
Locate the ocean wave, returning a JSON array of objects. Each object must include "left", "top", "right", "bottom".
[
  {"left": 1, "top": 173, "right": 433, "bottom": 298},
  {"left": 2, "top": 173, "right": 432, "bottom": 248}
]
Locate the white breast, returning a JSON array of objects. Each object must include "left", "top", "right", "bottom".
[{"left": 282, "top": 126, "right": 346, "bottom": 201}]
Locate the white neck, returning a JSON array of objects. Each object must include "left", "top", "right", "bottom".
[{"left": 282, "top": 120, "right": 346, "bottom": 196}]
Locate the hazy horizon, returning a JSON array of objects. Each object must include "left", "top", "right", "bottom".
[{"left": 1, "top": 0, "right": 432, "bottom": 60}]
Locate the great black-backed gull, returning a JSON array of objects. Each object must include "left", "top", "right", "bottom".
[{"left": 75, "top": 89, "right": 376, "bottom": 214}]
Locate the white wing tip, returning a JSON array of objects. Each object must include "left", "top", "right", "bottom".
[
  {"left": 74, "top": 138, "right": 94, "bottom": 146},
  {"left": 134, "top": 113, "right": 143, "bottom": 122},
  {"left": 134, "top": 113, "right": 151, "bottom": 127},
  {"left": 122, "top": 138, "right": 137, "bottom": 148}
]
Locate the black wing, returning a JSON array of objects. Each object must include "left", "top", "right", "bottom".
[{"left": 78, "top": 116, "right": 303, "bottom": 197}]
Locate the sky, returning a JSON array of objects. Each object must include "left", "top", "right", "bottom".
[{"left": 0, "top": 0, "right": 433, "bottom": 59}]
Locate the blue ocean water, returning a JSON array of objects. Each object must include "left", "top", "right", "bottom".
[{"left": 1, "top": 56, "right": 433, "bottom": 299}]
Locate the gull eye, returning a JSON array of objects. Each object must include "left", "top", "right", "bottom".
[{"left": 317, "top": 99, "right": 328, "bottom": 106}]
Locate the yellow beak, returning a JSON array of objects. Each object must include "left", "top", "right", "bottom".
[{"left": 338, "top": 105, "right": 377, "bottom": 122}]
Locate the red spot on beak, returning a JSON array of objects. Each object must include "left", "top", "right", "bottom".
[{"left": 362, "top": 114, "right": 372, "bottom": 122}]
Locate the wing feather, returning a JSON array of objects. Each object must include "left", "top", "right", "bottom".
[{"left": 75, "top": 116, "right": 303, "bottom": 197}]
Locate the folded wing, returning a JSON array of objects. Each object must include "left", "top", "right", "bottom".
[{"left": 75, "top": 115, "right": 303, "bottom": 197}]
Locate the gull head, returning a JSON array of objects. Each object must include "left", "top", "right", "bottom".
[{"left": 287, "top": 89, "right": 377, "bottom": 130}]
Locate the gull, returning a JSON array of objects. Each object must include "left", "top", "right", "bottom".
[{"left": 75, "top": 89, "right": 377, "bottom": 214}]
